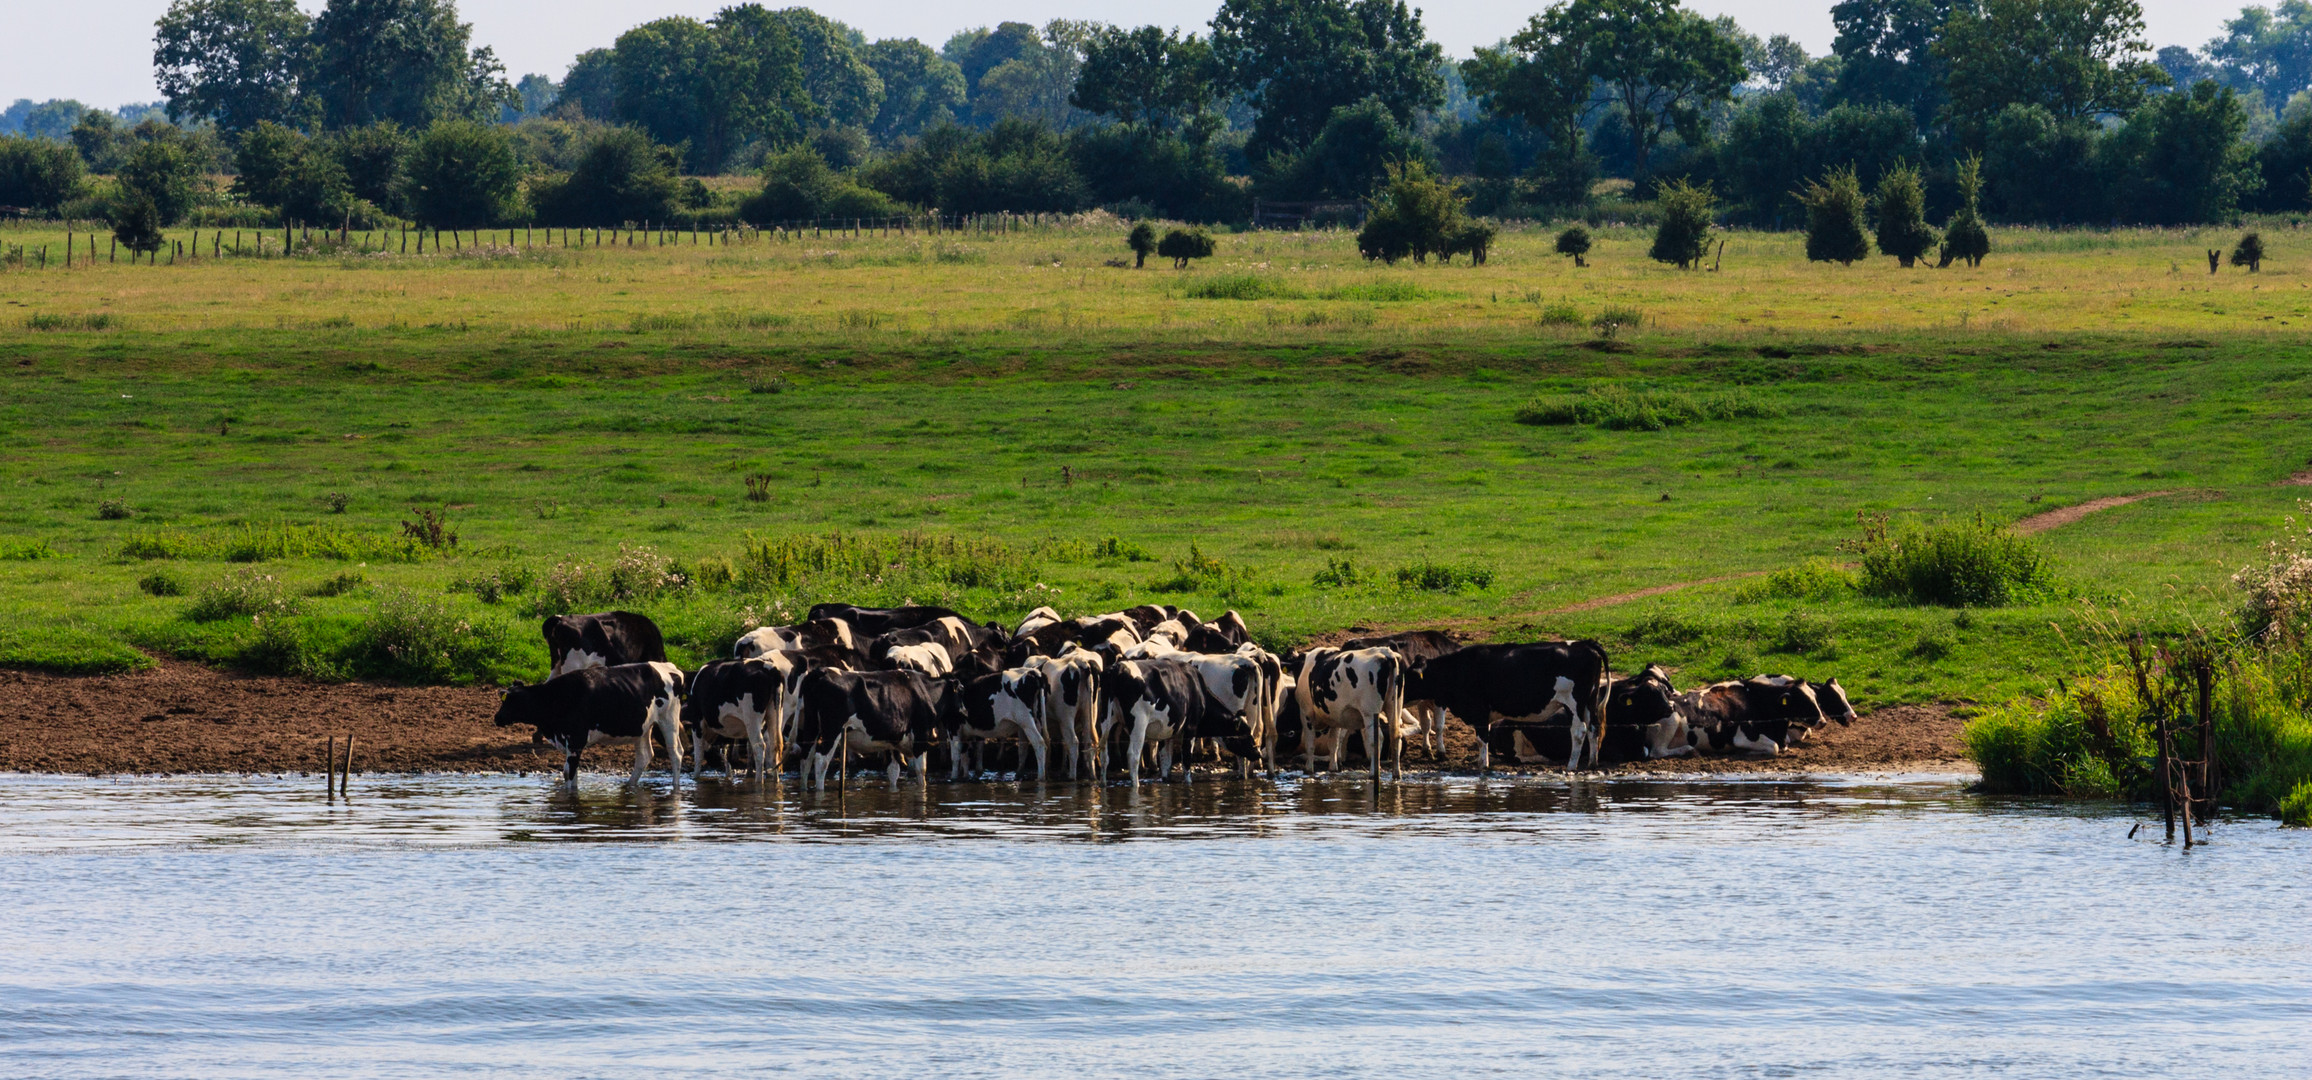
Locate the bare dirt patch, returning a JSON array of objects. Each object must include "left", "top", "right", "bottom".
[
  {"left": 2284, "top": 470, "right": 2312, "bottom": 487},
  {"left": 2013, "top": 490, "right": 2181, "bottom": 534}
]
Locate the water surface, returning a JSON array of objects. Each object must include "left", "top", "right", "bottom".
[{"left": 0, "top": 773, "right": 2302, "bottom": 1077}]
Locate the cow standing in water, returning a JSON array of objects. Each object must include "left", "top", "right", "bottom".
[
  {"left": 542, "top": 612, "right": 667, "bottom": 677},
  {"left": 496, "top": 662, "right": 687, "bottom": 786}
]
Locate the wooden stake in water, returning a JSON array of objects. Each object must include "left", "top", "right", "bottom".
[
  {"left": 326, "top": 736, "right": 337, "bottom": 799},
  {"left": 342, "top": 736, "right": 356, "bottom": 796}
]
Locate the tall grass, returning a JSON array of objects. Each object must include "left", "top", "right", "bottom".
[
  {"left": 1183, "top": 275, "right": 1305, "bottom": 300},
  {"left": 1515, "top": 385, "right": 1783, "bottom": 430},
  {"left": 739, "top": 531, "right": 1043, "bottom": 591},
  {"left": 1851, "top": 514, "right": 2058, "bottom": 607},
  {"left": 115, "top": 521, "right": 431, "bottom": 563}
]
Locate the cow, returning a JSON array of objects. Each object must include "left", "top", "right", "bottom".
[
  {"left": 808, "top": 604, "right": 964, "bottom": 637},
  {"left": 542, "top": 611, "right": 666, "bottom": 678},
  {"left": 1174, "top": 650, "right": 1272, "bottom": 778},
  {"left": 1099, "top": 658, "right": 1238, "bottom": 786},
  {"left": 869, "top": 616, "right": 992, "bottom": 669},
  {"left": 1004, "top": 618, "right": 1083, "bottom": 665},
  {"left": 1401, "top": 640, "right": 1610, "bottom": 772},
  {"left": 952, "top": 667, "right": 1052, "bottom": 781},
  {"left": 1341, "top": 630, "right": 1461, "bottom": 756},
  {"left": 1077, "top": 617, "right": 1143, "bottom": 661},
  {"left": 1681, "top": 678, "right": 1828, "bottom": 757},
  {"left": 1013, "top": 606, "right": 1064, "bottom": 639},
  {"left": 1114, "top": 605, "right": 1181, "bottom": 634},
  {"left": 879, "top": 641, "right": 955, "bottom": 677},
  {"left": 682, "top": 658, "right": 792, "bottom": 782},
  {"left": 494, "top": 662, "right": 686, "bottom": 786},
  {"left": 1596, "top": 665, "right": 1691, "bottom": 764},
  {"left": 1036, "top": 645, "right": 1107, "bottom": 780},
  {"left": 794, "top": 668, "right": 957, "bottom": 790},
  {"left": 1287, "top": 647, "right": 1408, "bottom": 780},
  {"left": 733, "top": 617, "right": 856, "bottom": 660},
  {"left": 1751, "top": 674, "right": 1857, "bottom": 744},
  {"left": 1180, "top": 610, "right": 1252, "bottom": 654}
]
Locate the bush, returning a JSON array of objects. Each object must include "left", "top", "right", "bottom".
[
  {"left": 1184, "top": 274, "right": 1301, "bottom": 300},
  {"left": 0, "top": 539, "right": 60, "bottom": 561},
  {"left": 1625, "top": 609, "right": 1707, "bottom": 646},
  {"left": 112, "top": 193, "right": 166, "bottom": 256},
  {"left": 1873, "top": 163, "right": 1937, "bottom": 268},
  {"left": 528, "top": 126, "right": 683, "bottom": 226},
  {"left": 1394, "top": 560, "right": 1494, "bottom": 593},
  {"left": 187, "top": 568, "right": 297, "bottom": 622},
  {"left": 1156, "top": 228, "right": 1214, "bottom": 268},
  {"left": 0, "top": 134, "right": 84, "bottom": 210},
  {"left": 349, "top": 589, "right": 517, "bottom": 685},
  {"left": 310, "top": 571, "right": 366, "bottom": 597},
  {"left": 405, "top": 120, "right": 523, "bottom": 228},
  {"left": 2232, "top": 232, "right": 2265, "bottom": 273},
  {"left": 1357, "top": 160, "right": 1466, "bottom": 265},
  {"left": 1798, "top": 165, "right": 1870, "bottom": 266},
  {"left": 1127, "top": 221, "right": 1156, "bottom": 267},
  {"left": 1735, "top": 558, "right": 1858, "bottom": 603},
  {"left": 137, "top": 571, "right": 185, "bottom": 597},
  {"left": 1151, "top": 542, "right": 1258, "bottom": 598},
  {"left": 861, "top": 119, "right": 1088, "bottom": 214},
  {"left": 1554, "top": 224, "right": 1591, "bottom": 265},
  {"left": 737, "top": 146, "right": 895, "bottom": 225},
  {"left": 1851, "top": 513, "right": 2058, "bottom": 607},
  {"left": 1537, "top": 303, "right": 1582, "bottom": 326},
  {"left": 1263, "top": 96, "right": 1431, "bottom": 200},
  {"left": 1943, "top": 154, "right": 1989, "bottom": 267},
  {"left": 1313, "top": 557, "right": 1367, "bottom": 588},
  {"left": 1593, "top": 306, "right": 1643, "bottom": 337},
  {"left": 1515, "top": 385, "right": 1782, "bottom": 430},
  {"left": 96, "top": 499, "right": 131, "bottom": 521},
  {"left": 1770, "top": 610, "right": 1836, "bottom": 655},
  {"left": 2233, "top": 503, "right": 2312, "bottom": 645},
  {"left": 116, "top": 136, "right": 204, "bottom": 225},
  {"left": 1648, "top": 179, "right": 1716, "bottom": 268},
  {"left": 2283, "top": 779, "right": 2312, "bottom": 827}
]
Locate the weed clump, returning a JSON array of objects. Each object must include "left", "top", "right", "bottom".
[
  {"left": 352, "top": 589, "right": 516, "bottom": 685},
  {"left": 1, "top": 539, "right": 60, "bottom": 561},
  {"left": 1735, "top": 559, "right": 1858, "bottom": 603},
  {"left": 1625, "top": 609, "right": 1707, "bottom": 646},
  {"left": 1850, "top": 513, "right": 2058, "bottom": 607},
  {"left": 137, "top": 571, "right": 185, "bottom": 597},
  {"left": 2282, "top": 779, "right": 2312, "bottom": 827},
  {"left": 1184, "top": 275, "right": 1302, "bottom": 300},
  {"left": 96, "top": 499, "right": 132, "bottom": 521},
  {"left": 1770, "top": 610, "right": 1836, "bottom": 655},
  {"left": 187, "top": 568, "right": 297, "bottom": 622},
  {"left": 310, "top": 571, "right": 367, "bottom": 597},
  {"left": 1516, "top": 385, "right": 1781, "bottom": 430},
  {"left": 1394, "top": 560, "right": 1495, "bottom": 593},
  {"left": 1153, "top": 542, "right": 1257, "bottom": 598},
  {"left": 1313, "top": 558, "right": 1367, "bottom": 588}
]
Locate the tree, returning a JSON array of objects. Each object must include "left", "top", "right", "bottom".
[
  {"left": 71, "top": 111, "right": 130, "bottom": 173},
  {"left": 117, "top": 134, "right": 205, "bottom": 225},
  {"left": 1, "top": 99, "right": 91, "bottom": 140},
  {"left": 1356, "top": 159, "right": 1466, "bottom": 263},
  {"left": 614, "top": 8, "right": 812, "bottom": 172},
  {"left": 1936, "top": 0, "right": 2168, "bottom": 139},
  {"left": 1873, "top": 164, "right": 1937, "bottom": 266},
  {"left": 1798, "top": 165, "right": 1871, "bottom": 265},
  {"left": 1555, "top": 224, "right": 1592, "bottom": 265},
  {"left": 739, "top": 145, "right": 895, "bottom": 222},
  {"left": 1210, "top": 0, "right": 1444, "bottom": 161},
  {"left": 1649, "top": 178, "right": 1715, "bottom": 267},
  {"left": 1069, "top": 123, "right": 1240, "bottom": 220},
  {"left": 1942, "top": 154, "right": 1989, "bottom": 266},
  {"left": 532, "top": 126, "right": 684, "bottom": 226},
  {"left": 232, "top": 121, "right": 354, "bottom": 222},
  {"left": 1827, "top": 0, "right": 1964, "bottom": 128},
  {"left": 1263, "top": 95, "right": 1430, "bottom": 198},
  {"left": 403, "top": 119, "right": 520, "bottom": 226},
  {"left": 2232, "top": 231, "right": 2266, "bottom": 271},
  {"left": 2108, "top": 79, "right": 2261, "bottom": 224},
  {"left": 1479, "top": 0, "right": 1744, "bottom": 181},
  {"left": 943, "top": 22, "right": 1044, "bottom": 102},
  {"left": 1981, "top": 104, "right": 2105, "bottom": 221},
  {"left": 0, "top": 136, "right": 84, "bottom": 210},
  {"left": 2207, "top": 2, "right": 2312, "bottom": 103},
  {"left": 971, "top": 20, "right": 1096, "bottom": 130},
  {"left": 153, "top": 0, "right": 311, "bottom": 133},
  {"left": 1714, "top": 93, "right": 1808, "bottom": 222},
  {"left": 113, "top": 193, "right": 166, "bottom": 256},
  {"left": 506, "top": 73, "right": 558, "bottom": 121},
  {"left": 1073, "top": 25, "right": 1219, "bottom": 132},
  {"left": 1128, "top": 221, "right": 1157, "bottom": 267},
  {"left": 773, "top": 8, "right": 884, "bottom": 132},
  {"left": 558, "top": 49, "right": 618, "bottom": 120},
  {"left": 864, "top": 39, "right": 967, "bottom": 144},
  {"left": 323, "top": 121, "right": 411, "bottom": 211},
  {"left": 1157, "top": 227, "right": 1216, "bottom": 267},
  {"left": 858, "top": 119, "right": 1089, "bottom": 213},
  {"left": 308, "top": 0, "right": 513, "bottom": 129},
  {"left": 1462, "top": 15, "right": 1598, "bottom": 199},
  {"left": 2253, "top": 106, "right": 2312, "bottom": 211}
]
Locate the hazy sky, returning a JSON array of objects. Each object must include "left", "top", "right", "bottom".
[{"left": 6, "top": 0, "right": 2244, "bottom": 110}]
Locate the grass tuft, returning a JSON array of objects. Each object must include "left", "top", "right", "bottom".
[
  {"left": 1852, "top": 514, "right": 2059, "bottom": 607},
  {"left": 1516, "top": 385, "right": 1784, "bottom": 430},
  {"left": 1184, "top": 275, "right": 1305, "bottom": 300}
]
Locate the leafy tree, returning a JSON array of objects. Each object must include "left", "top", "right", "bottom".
[
  {"left": 863, "top": 39, "right": 967, "bottom": 144},
  {"left": 1798, "top": 165, "right": 1871, "bottom": 265},
  {"left": 1128, "top": 221, "right": 1157, "bottom": 267},
  {"left": 70, "top": 111, "right": 130, "bottom": 173},
  {"left": 1073, "top": 26, "right": 1219, "bottom": 132},
  {"left": 1156, "top": 227, "right": 1216, "bottom": 267},
  {"left": 231, "top": 121, "right": 336, "bottom": 216},
  {"left": 1209, "top": 0, "right": 1444, "bottom": 161},
  {"left": 2207, "top": 2, "right": 2312, "bottom": 103},
  {"left": 1, "top": 99, "right": 91, "bottom": 140},
  {"left": 1943, "top": 154, "right": 1990, "bottom": 266},
  {"left": 943, "top": 22, "right": 1044, "bottom": 102},
  {"left": 403, "top": 119, "right": 520, "bottom": 226},
  {"left": 1477, "top": 0, "right": 1743, "bottom": 181},
  {"left": 117, "top": 134, "right": 206, "bottom": 224},
  {"left": 2253, "top": 106, "right": 2312, "bottom": 211},
  {"left": 1463, "top": 15, "right": 1598, "bottom": 201},
  {"left": 2154, "top": 45, "right": 2215, "bottom": 91},
  {"left": 153, "top": 0, "right": 312, "bottom": 133},
  {"left": 558, "top": 49, "right": 618, "bottom": 120},
  {"left": 1069, "top": 123, "right": 1240, "bottom": 220},
  {"left": 614, "top": 8, "right": 812, "bottom": 172},
  {"left": 323, "top": 121, "right": 411, "bottom": 211},
  {"left": 0, "top": 136, "right": 85, "bottom": 210},
  {"left": 859, "top": 119, "right": 1088, "bottom": 212},
  {"left": 531, "top": 126, "right": 684, "bottom": 226},
  {"left": 970, "top": 20, "right": 1096, "bottom": 130},
  {"left": 1555, "top": 223, "right": 1592, "bottom": 264},
  {"left": 773, "top": 8, "right": 884, "bottom": 132},
  {"left": 1873, "top": 163, "right": 1937, "bottom": 266},
  {"left": 506, "top": 74, "right": 558, "bottom": 121},
  {"left": 2106, "top": 79, "right": 2261, "bottom": 224},
  {"left": 1262, "top": 95, "right": 1430, "bottom": 198},
  {"left": 308, "top": 0, "right": 514, "bottom": 129},
  {"left": 113, "top": 193, "right": 167, "bottom": 256},
  {"left": 1714, "top": 93, "right": 1809, "bottom": 222},
  {"left": 740, "top": 145, "right": 896, "bottom": 222},
  {"left": 1936, "top": 0, "right": 2168, "bottom": 139},
  {"left": 1649, "top": 177, "right": 1716, "bottom": 267},
  {"left": 1827, "top": 0, "right": 1963, "bottom": 128},
  {"left": 1356, "top": 159, "right": 1465, "bottom": 263},
  {"left": 2232, "top": 231, "right": 2266, "bottom": 271},
  {"left": 1981, "top": 104, "right": 2106, "bottom": 221},
  {"left": 1810, "top": 103, "right": 1921, "bottom": 191}
]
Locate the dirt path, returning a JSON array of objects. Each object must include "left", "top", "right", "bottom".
[
  {"left": 1535, "top": 572, "right": 1771, "bottom": 617},
  {"left": 2012, "top": 490, "right": 2182, "bottom": 534},
  {"left": 2285, "top": 470, "right": 2312, "bottom": 486}
]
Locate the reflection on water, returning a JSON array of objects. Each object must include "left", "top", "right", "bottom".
[{"left": 0, "top": 773, "right": 2306, "bottom": 1079}]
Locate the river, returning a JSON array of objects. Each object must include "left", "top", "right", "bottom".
[{"left": 0, "top": 772, "right": 2303, "bottom": 1077}]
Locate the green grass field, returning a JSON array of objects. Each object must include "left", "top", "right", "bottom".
[{"left": 2, "top": 220, "right": 2307, "bottom": 715}]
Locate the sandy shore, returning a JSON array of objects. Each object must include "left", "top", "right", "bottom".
[{"left": 0, "top": 660, "right": 1973, "bottom": 777}]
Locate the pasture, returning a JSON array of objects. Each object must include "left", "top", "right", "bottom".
[{"left": 1, "top": 219, "right": 2308, "bottom": 713}]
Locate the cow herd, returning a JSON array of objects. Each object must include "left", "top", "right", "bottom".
[{"left": 493, "top": 604, "right": 1858, "bottom": 788}]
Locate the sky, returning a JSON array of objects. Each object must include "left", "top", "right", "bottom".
[{"left": 4, "top": 0, "right": 2247, "bottom": 110}]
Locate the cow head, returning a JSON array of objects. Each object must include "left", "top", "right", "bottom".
[
  {"left": 493, "top": 682, "right": 543, "bottom": 727},
  {"left": 1812, "top": 678, "right": 1856, "bottom": 725}
]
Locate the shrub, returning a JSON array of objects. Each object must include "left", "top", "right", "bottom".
[
  {"left": 1625, "top": 609, "right": 1706, "bottom": 645},
  {"left": 310, "top": 571, "right": 366, "bottom": 597},
  {"left": 400, "top": 506, "right": 458, "bottom": 550},
  {"left": 323, "top": 492, "right": 350, "bottom": 514},
  {"left": 1356, "top": 160, "right": 1465, "bottom": 265},
  {"left": 1798, "top": 165, "right": 1870, "bottom": 266},
  {"left": 2233, "top": 504, "right": 2312, "bottom": 644},
  {"left": 1942, "top": 154, "right": 1990, "bottom": 267},
  {"left": 1873, "top": 163, "right": 1938, "bottom": 268},
  {"left": 1554, "top": 225, "right": 1591, "bottom": 265},
  {"left": 1094, "top": 537, "right": 1153, "bottom": 562},
  {"left": 1313, "top": 557, "right": 1367, "bottom": 588},
  {"left": 738, "top": 145, "right": 895, "bottom": 225},
  {"left": 349, "top": 589, "right": 515, "bottom": 685},
  {"left": 116, "top": 136, "right": 204, "bottom": 225},
  {"left": 1735, "top": 558, "right": 1859, "bottom": 603},
  {"left": 405, "top": 120, "right": 523, "bottom": 228},
  {"left": 0, "top": 134, "right": 84, "bottom": 210},
  {"left": 1152, "top": 541, "right": 1257, "bottom": 598},
  {"left": 2283, "top": 779, "right": 2312, "bottom": 827},
  {"left": 96, "top": 499, "right": 131, "bottom": 521},
  {"left": 112, "top": 193, "right": 166, "bottom": 256},
  {"left": 1445, "top": 222, "right": 1496, "bottom": 265},
  {"left": 1184, "top": 274, "right": 1301, "bottom": 300},
  {"left": 1770, "top": 610, "right": 1836, "bottom": 655},
  {"left": 1127, "top": 221, "right": 1156, "bottom": 267},
  {"left": 1648, "top": 179, "right": 1716, "bottom": 269},
  {"left": 1156, "top": 228, "right": 1215, "bottom": 268},
  {"left": 187, "top": 568, "right": 296, "bottom": 622},
  {"left": 1537, "top": 303, "right": 1583, "bottom": 326},
  {"left": 1515, "top": 385, "right": 1782, "bottom": 430},
  {"left": 1850, "top": 513, "right": 2058, "bottom": 607},
  {"left": 2232, "top": 232, "right": 2265, "bottom": 272},
  {"left": 137, "top": 571, "right": 185, "bottom": 597},
  {"left": 456, "top": 564, "right": 534, "bottom": 604},
  {"left": 1592, "top": 306, "right": 1644, "bottom": 338},
  {"left": 532, "top": 126, "right": 684, "bottom": 226},
  {"left": 0, "top": 539, "right": 59, "bottom": 561},
  {"left": 1394, "top": 560, "right": 1494, "bottom": 593}
]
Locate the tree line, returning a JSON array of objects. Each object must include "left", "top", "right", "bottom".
[{"left": 6, "top": 0, "right": 2312, "bottom": 233}]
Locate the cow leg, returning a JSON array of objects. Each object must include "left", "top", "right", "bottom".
[
  {"left": 1365, "top": 713, "right": 1382, "bottom": 782},
  {"left": 1475, "top": 711, "right": 1492, "bottom": 776},
  {"left": 1126, "top": 716, "right": 1149, "bottom": 788},
  {"left": 564, "top": 744, "right": 581, "bottom": 786},
  {"left": 1024, "top": 723, "right": 1048, "bottom": 783},
  {"left": 1303, "top": 729, "right": 1317, "bottom": 778},
  {"left": 887, "top": 758, "right": 902, "bottom": 789},
  {"left": 632, "top": 728, "right": 652, "bottom": 786},
  {"left": 660, "top": 700, "right": 684, "bottom": 787}
]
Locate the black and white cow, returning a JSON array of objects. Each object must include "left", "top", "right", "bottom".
[
  {"left": 1681, "top": 677, "right": 1828, "bottom": 757},
  {"left": 495, "top": 661, "right": 686, "bottom": 785},
  {"left": 1596, "top": 664, "right": 1690, "bottom": 764},
  {"left": 1341, "top": 630, "right": 1461, "bottom": 756},
  {"left": 1004, "top": 618, "right": 1084, "bottom": 665},
  {"left": 1099, "top": 658, "right": 1234, "bottom": 786},
  {"left": 1031, "top": 645, "right": 1106, "bottom": 779},
  {"left": 1750, "top": 674, "right": 1857, "bottom": 744},
  {"left": 794, "top": 668, "right": 957, "bottom": 790},
  {"left": 1401, "top": 640, "right": 1610, "bottom": 772},
  {"left": 869, "top": 616, "right": 993, "bottom": 673},
  {"left": 808, "top": 604, "right": 964, "bottom": 637},
  {"left": 542, "top": 611, "right": 667, "bottom": 678},
  {"left": 951, "top": 667, "right": 1052, "bottom": 781},
  {"left": 683, "top": 656, "right": 814, "bottom": 782},
  {"left": 1013, "top": 605, "right": 1064, "bottom": 640},
  {"left": 1172, "top": 650, "right": 1272, "bottom": 778},
  {"left": 733, "top": 617, "right": 857, "bottom": 660},
  {"left": 1287, "top": 646, "right": 1408, "bottom": 780}
]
